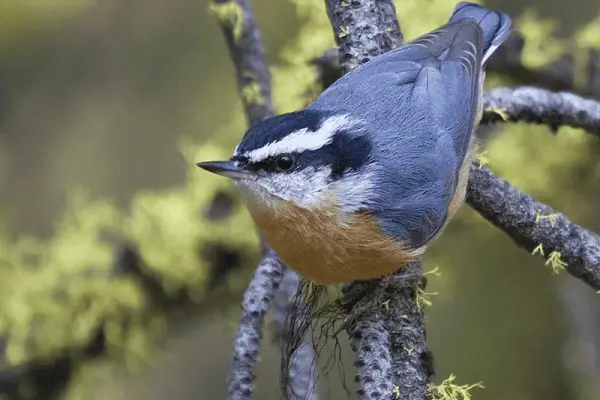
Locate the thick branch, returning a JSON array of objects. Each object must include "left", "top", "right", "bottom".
[
  {"left": 210, "top": 0, "right": 274, "bottom": 125},
  {"left": 325, "top": 0, "right": 402, "bottom": 74},
  {"left": 342, "top": 261, "right": 431, "bottom": 400},
  {"left": 228, "top": 252, "right": 285, "bottom": 399},
  {"left": 482, "top": 86, "right": 600, "bottom": 135},
  {"left": 386, "top": 262, "right": 432, "bottom": 400},
  {"left": 324, "top": 1, "right": 431, "bottom": 399},
  {"left": 467, "top": 166, "right": 600, "bottom": 291}
]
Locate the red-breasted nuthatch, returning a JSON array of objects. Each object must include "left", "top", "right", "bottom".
[{"left": 198, "top": 2, "right": 512, "bottom": 285}]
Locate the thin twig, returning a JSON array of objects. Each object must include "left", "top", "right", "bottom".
[
  {"left": 482, "top": 86, "right": 600, "bottom": 135},
  {"left": 324, "top": 1, "right": 431, "bottom": 399},
  {"left": 467, "top": 166, "right": 600, "bottom": 291},
  {"left": 228, "top": 252, "right": 285, "bottom": 399}
]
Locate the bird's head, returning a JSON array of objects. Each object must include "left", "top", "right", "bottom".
[{"left": 197, "top": 110, "right": 375, "bottom": 212}]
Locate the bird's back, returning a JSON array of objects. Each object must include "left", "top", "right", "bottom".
[{"left": 308, "top": 2, "right": 511, "bottom": 250}]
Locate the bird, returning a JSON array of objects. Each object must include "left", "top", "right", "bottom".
[{"left": 197, "top": 2, "right": 512, "bottom": 285}]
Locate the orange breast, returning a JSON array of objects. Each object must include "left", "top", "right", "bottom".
[{"left": 245, "top": 200, "right": 417, "bottom": 285}]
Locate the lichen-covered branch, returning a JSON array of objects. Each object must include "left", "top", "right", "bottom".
[
  {"left": 209, "top": 0, "right": 274, "bottom": 125},
  {"left": 324, "top": 0, "right": 402, "bottom": 74},
  {"left": 271, "top": 268, "right": 318, "bottom": 400},
  {"left": 341, "top": 260, "right": 431, "bottom": 400},
  {"left": 482, "top": 86, "right": 600, "bottom": 135},
  {"left": 467, "top": 166, "right": 600, "bottom": 291},
  {"left": 349, "top": 314, "right": 394, "bottom": 399},
  {"left": 324, "top": 1, "right": 431, "bottom": 399},
  {"left": 228, "top": 252, "right": 285, "bottom": 399},
  {"left": 386, "top": 261, "right": 433, "bottom": 400}
]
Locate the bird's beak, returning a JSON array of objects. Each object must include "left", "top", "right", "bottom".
[{"left": 196, "top": 160, "right": 251, "bottom": 179}]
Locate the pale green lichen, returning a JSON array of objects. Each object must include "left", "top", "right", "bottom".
[
  {"left": 338, "top": 26, "right": 350, "bottom": 39},
  {"left": 430, "top": 374, "right": 484, "bottom": 400},
  {"left": 381, "top": 299, "right": 391, "bottom": 313},
  {"left": 424, "top": 266, "right": 442, "bottom": 277},
  {"left": 531, "top": 244, "right": 567, "bottom": 275},
  {"left": 475, "top": 150, "right": 489, "bottom": 168},
  {"left": 534, "top": 209, "right": 559, "bottom": 227},
  {"left": 545, "top": 251, "right": 567, "bottom": 275},
  {"left": 483, "top": 107, "right": 509, "bottom": 122},
  {"left": 393, "top": 384, "right": 401, "bottom": 399},
  {"left": 416, "top": 287, "right": 438, "bottom": 312},
  {"left": 207, "top": 1, "right": 244, "bottom": 42},
  {"left": 240, "top": 80, "right": 265, "bottom": 107},
  {"left": 531, "top": 243, "right": 544, "bottom": 257}
]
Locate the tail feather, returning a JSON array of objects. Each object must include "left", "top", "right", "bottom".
[{"left": 448, "top": 2, "right": 512, "bottom": 64}]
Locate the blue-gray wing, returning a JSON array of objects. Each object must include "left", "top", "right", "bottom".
[{"left": 308, "top": 20, "right": 486, "bottom": 249}]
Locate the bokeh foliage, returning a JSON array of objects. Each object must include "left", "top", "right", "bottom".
[{"left": 0, "top": 0, "right": 600, "bottom": 398}]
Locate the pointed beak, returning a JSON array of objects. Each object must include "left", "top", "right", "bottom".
[{"left": 196, "top": 160, "right": 251, "bottom": 179}]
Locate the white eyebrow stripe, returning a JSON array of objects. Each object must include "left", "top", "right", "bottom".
[{"left": 242, "top": 115, "right": 358, "bottom": 162}]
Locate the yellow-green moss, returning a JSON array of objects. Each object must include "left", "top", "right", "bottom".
[
  {"left": 240, "top": 80, "right": 265, "bottom": 107},
  {"left": 207, "top": 1, "right": 244, "bottom": 42},
  {"left": 416, "top": 287, "right": 438, "bottom": 311},
  {"left": 545, "top": 251, "right": 567, "bottom": 275},
  {"left": 483, "top": 107, "right": 509, "bottom": 122}
]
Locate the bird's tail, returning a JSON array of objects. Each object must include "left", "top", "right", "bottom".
[{"left": 448, "top": 2, "right": 512, "bottom": 65}]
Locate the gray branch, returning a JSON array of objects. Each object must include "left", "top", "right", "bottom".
[
  {"left": 211, "top": 0, "right": 274, "bottom": 126},
  {"left": 324, "top": 1, "right": 431, "bottom": 399},
  {"left": 325, "top": 0, "right": 402, "bottom": 74},
  {"left": 349, "top": 315, "right": 394, "bottom": 399},
  {"left": 228, "top": 252, "right": 285, "bottom": 399},
  {"left": 341, "top": 260, "right": 431, "bottom": 400},
  {"left": 386, "top": 261, "right": 432, "bottom": 400},
  {"left": 467, "top": 166, "right": 600, "bottom": 290},
  {"left": 482, "top": 86, "right": 600, "bottom": 135}
]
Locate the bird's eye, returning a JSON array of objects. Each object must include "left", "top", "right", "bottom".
[{"left": 275, "top": 154, "right": 295, "bottom": 171}]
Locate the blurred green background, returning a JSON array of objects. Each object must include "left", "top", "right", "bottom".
[{"left": 0, "top": 0, "right": 600, "bottom": 399}]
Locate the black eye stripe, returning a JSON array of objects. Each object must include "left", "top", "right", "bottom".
[
  {"left": 246, "top": 154, "right": 297, "bottom": 173},
  {"left": 238, "top": 131, "right": 372, "bottom": 176}
]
